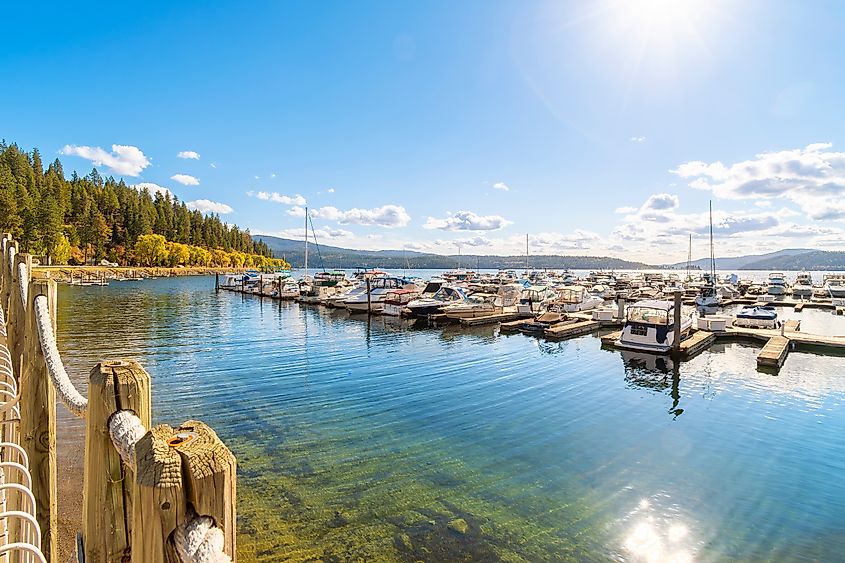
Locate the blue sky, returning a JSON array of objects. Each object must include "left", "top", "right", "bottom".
[{"left": 3, "top": 0, "right": 845, "bottom": 261}]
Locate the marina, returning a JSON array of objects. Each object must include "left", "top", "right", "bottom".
[{"left": 54, "top": 274, "right": 845, "bottom": 562}]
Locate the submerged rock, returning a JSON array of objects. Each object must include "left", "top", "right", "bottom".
[{"left": 447, "top": 518, "right": 469, "bottom": 535}]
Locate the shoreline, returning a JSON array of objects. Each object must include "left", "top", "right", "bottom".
[{"left": 33, "top": 266, "right": 253, "bottom": 282}]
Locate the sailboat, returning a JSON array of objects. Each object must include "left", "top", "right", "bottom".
[{"left": 695, "top": 201, "right": 721, "bottom": 308}]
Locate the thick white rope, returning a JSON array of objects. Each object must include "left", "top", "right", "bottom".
[
  {"left": 16, "top": 262, "right": 27, "bottom": 311},
  {"left": 173, "top": 511, "right": 231, "bottom": 563},
  {"left": 32, "top": 296, "right": 88, "bottom": 418},
  {"left": 107, "top": 411, "right": 146, "bottom": 471},
  {"left": 107, "top": 412, "right": 232, "bottom": 563}
]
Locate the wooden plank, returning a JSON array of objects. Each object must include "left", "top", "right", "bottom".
[
  {"left": 794, "top": 302, "right": 805, "bottom": 312},
  {"left": 460, "top": 312, "right": 530, "bottom": 327},
  {"left": 23, "top": 279, "right": 58, "bottom": 562},
  {"left": 544, "top": 319, "right": 600, "bottom": 340},
  {"left": 83, "top": 361, "right": 152, "bottom": 563},
  {"left": 783, "top": 319, "right": 801, "bottom": 332},
  {"left": 499, "top": 318, "right": 528, "bottom": 332},
  {"left": 757, "top": 336, "right": 790, "bottom": 367}
]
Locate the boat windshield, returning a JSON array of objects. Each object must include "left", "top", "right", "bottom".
[
  {"left": 627, "top": 306, "right": 669, "bottom": 325},
  {"left": 433, "top": 287, "right": 463, "bottom": 302}
]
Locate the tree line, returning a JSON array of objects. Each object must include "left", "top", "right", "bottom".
[{"left": 0, "top": 141, "right": 287, "bottom": 268}]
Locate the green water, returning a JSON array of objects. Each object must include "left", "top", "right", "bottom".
[{"left": 55, "top": 277, "right": 845, "bottom": 561}]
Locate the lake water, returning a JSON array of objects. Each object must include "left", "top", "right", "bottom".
[{"left": 55, "top": 276, "right": 845, "bottom": 561}]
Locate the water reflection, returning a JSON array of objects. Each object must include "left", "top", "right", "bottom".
[
  {"left": 622, "top": 497, "right": 694, "bottom": 563},
  {"left": 620, "top": 350, "right": 684, "bottom": 418}
]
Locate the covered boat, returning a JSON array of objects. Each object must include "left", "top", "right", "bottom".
[
  {"left": 383, "top": 288, "right": 422, "bottom": 316},
  {"left": 733, "top": 305, "right": 778, "bottom": 329},
  {"left": 548, "top": 285, "right": 604, "bottom": 313},
  {"left": 344, "top": 276, "right": 416, "bottom": 313},
  {"left": 616, "top": 300, "right": 693, "bottom": 354}
]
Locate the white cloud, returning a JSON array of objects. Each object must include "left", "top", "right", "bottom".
[
  {"left": 252, "top": 191, "right": 307, "bottom": 206},
  {"left": 642, "top": 193, "right": 679, "bottom": 211},
  {"left": 177, "top": 150, "right": 200, "bottom": 160},
  {"left": 171, "top": 174, "right": 200, "bottom": 186},
  {"left": 424, "top": 210, "right": 512, "bottom": 231},
  {"left": 629, "top": 136, "right": 646, "bottom": 143},
  {"left": 274, "top": 227, "right": 353, "bottom": 240},
  {"left": 311, "top": 205, "right": 411, "bottom": 228},
  {"left": 270, "top": 173, "right": 276, "bottom": 179},
  {"left": 287, "top": 206, "right": 306, "bottom": 217},
  {"left": 493, "top": 182, "right": 510, "bottom": 191},
  {"left": 458, "top": 236, "right": 492, "bottom": 247},
  {"left": 60, "top": 144, "right": 151, "bottom": 176},
  {"left": 186, "top": 199, "right": 233, "bottom": 214},
  {"left": 615, "top": 206, "right": 638, "bottom": 214},
  {"left": 210, "top": 162, "right": 217, "bottom": 169},
  {"left": 131, "top": 182, "right": 172, "bottom": 197},
  {"left": 672, "top": 142, "right": 845, "bottom": 221},
  {"left": 327, "top": 188, "right": 336, "bottom": 193}
]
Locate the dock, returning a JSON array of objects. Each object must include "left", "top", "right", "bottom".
[
  {"left": 460, "top": 312, "right": 532, "bottom": 327},
  {"left": 679, "top": 329, "right": 716, "bottom": 358},
  {"left": 544, "top": 319, "right": 601, "bottom": 340},
  {"left": 757, "top": 335, "right": 790, "bottom": 367}
]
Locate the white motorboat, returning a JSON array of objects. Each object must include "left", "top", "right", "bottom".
[
  {"left": 767, "top": 272, "right": 788, "bottom": 296},
  {"left": 344, "top": 277, "right": 416, "bottom": 313},
  {"left": 824, "top": 274, "right": 845, "bottom": 299},
  {"left": 383, "top": 288, "right": 422, "bottom": 316},
  {"left": 406, "top": 286, "right": 469, "bottom": 317},
  {"left": 441, "top": 283, "right": 522, "bottom": 319},
  {"left": 548, "top": 285, "right": 604, "bottom": 313},
  {"left": 616, "top": 299, "right": 693, "bottom": 354},
  {"left": 792, "top": 272, "right": 813, "bottom": 298}
]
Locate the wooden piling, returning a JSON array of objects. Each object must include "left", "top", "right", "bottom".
[
  {"left": 366, "top": 278, "right": 372, "bottom": 316},
  {"left": 672, "top": 290, "right": 682, "bottom": 354},
  {"left": 83, "top": 361, "right": 152, "bottom": 563},
  {"left": 22, "top": 279, "right": 58, "bottom": 561},
  {"left": 133, "top": 421, "right": 236, "bottom": 562}
]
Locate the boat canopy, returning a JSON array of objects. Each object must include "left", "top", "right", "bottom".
[{"left": 626, "top": 300, "right": 676, "bottom": 325}]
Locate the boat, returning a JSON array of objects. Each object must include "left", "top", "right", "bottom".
[
  {"left": 792, "top": 272, "right": 813, "bottom": 298},
  {"left": 277, "top": 279, "right": 300, "bottom": 299},
  {"left": 344, "top": 277, "right": 416, "bottom": 313},
  {"left": 406, "top": 286, "right": 468, "bottom": 317},
  {"left": 733, "top": 305, "right": 778, "bottom": 329},
  {"left": 615, "top": 299, "right": 693, "bottom": 354},
  {"left": 547, "top": 285, "right": 604, "bottom": 313},
  {"left": 441, "top": 284, "right": 522, "bottom": 319},
  {"left": 695, "top": 202, "right": 721, "bottom": 308},
  {"left": 382, "top": 288, "right": 422, "bottom": 316},
  {"left": 824, "top": 274, "right": 845, "bottom": 298},
  {"left": 518, "top": 285, "right": 558, "bottom": 314},
  {"left": 766, "top": 272, "right": 788, "bottom": 296}
]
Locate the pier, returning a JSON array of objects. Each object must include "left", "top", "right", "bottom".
[{"left": 1, "top": 235, "right": 237, "bottom": 563}]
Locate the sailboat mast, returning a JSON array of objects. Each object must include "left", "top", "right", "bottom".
[
  {"left": 304, "top": 206, "right": 308, "bottom": 278},
  {"left": 686, "top": 233, "right": 691, "bottom": 281},
  {"left": 525, "top": 233, "right": 529, "bottom": 273},
  {"left": 709, "top": 200, "right": 715, "bottom": 282}
]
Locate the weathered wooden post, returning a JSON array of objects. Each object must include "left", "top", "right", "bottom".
[
  {"left": 83, "top": 361, "right": 152, "bottom": 562},
  {"left": 366, "top": 278, "right": 372, "bottom": 315},
  {"left": 133, "top": 421, "right": 236, "bottom": 562},
  {"left": 616, "top": 296, "right": 625, "bottom": 321},
  {"left": 22, "top": 278, "right": 58, "bottom": 561},
  {"left": 672, "top": 290, "right": 683, "bottom": 354},
  {"left": 215, "top": 272, "right": 220, "bottom": 293}
]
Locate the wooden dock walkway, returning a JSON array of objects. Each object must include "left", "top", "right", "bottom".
[
  {"left": 679, "top": 330, "right": 716, "bottom": 358},
  {"left": 757, "top": 335, "right": 790, "bottom": 367},
  {"left": 544, "top": 319, "right": 601, "bottom": 340},
  {"left": 460, "top": 312, "right": 532, "bottom": 327}
]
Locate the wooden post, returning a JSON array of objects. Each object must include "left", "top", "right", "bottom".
[
  {"left": 672, "top": 290, "right": 682, "bottom": 353},
  {"left": 22, "top": 279, "right": 58, "bottom": 561},
  {"left": 616, "top": 296, "right": 625, "bottom": 321},
  {"left": 259, "top": 278, "right": 264, "bottom": 297},
  {"left": 10, "top": 253, "right": 31, "bottom": 381},
  {"left": 83, "top": 361, "right": 152, "bottom": 563},
  {"left": 215, "top": 272, "right": 219, "bottom": 293},
  {"left": 133, "top": 421, "right": 236, "bottom": 562},
  {"left": 366, "top": 278, "right": 372, "bottom": 316}
]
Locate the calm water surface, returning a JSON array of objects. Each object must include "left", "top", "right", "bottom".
[{"left": 55, "top": 277, "right": 845, "bottom": 561}]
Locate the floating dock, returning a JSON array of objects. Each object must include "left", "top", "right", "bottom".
[
  {"left": 757, "top": 335, "right": 790, "bottom": 368},
  {"left": 544, "top": 319, "right": 601, "bottom": 340}
]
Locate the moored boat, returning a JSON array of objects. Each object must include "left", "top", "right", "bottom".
[
  {"left": 733, "top": 305, "right": 778, "bottom": 329},
  {"left": 615, "top": 299, "right": 693, "bottom": 354}
]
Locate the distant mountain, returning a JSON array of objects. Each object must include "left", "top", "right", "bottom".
[
  {"left": 254, "top": 235, "right": 651, "bottom": 270},
  {"left": 741, "top": 251, "right": 845, "bottom": 271},
  {"left": 669, "top": 249, "right": 817, "bottom": 270}
]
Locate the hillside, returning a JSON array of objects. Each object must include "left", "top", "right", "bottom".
[
  {"left": 255, "top": 235, "right": 651, "bottom": 270},
  {"left": 670, "top": 249, "right": 815, "bottom": 270},
  {"left": 741, "top": 251, "right": 845, "bottom": 271}
]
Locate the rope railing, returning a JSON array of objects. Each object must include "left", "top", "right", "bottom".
[
  {"left": 31, "top": 296, "right": 87, "bottom": 418},
  {"left": 1, "top": 235, "right": 236, "bottom": 563}
]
